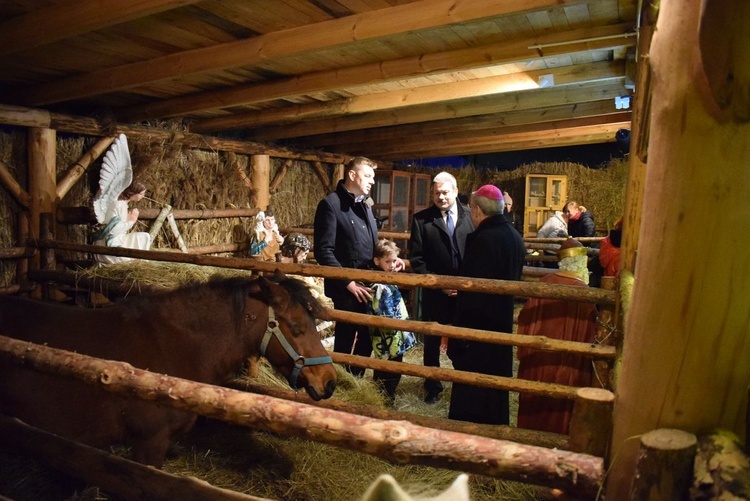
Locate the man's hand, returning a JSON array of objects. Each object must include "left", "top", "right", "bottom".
[
  {"left": 394, "top": 257, "right": 405, "bottom": 272},
  {"left": 442, "top": 289, "right": 458, "bottom": 297},
  {"left": 347, "top": 281, "right": 372, "bottom": 303}
]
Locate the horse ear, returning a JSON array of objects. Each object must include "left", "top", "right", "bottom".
[{"left": 256, "top": 274, "right": 290, "bottom": 309}]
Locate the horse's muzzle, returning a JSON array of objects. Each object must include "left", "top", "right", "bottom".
[{"left": 305, "top": 379, "right": 336, "bottom": 401}]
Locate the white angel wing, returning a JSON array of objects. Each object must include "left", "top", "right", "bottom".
[{"left": 93, "top": 134, "right": 133, "bottom": 224}]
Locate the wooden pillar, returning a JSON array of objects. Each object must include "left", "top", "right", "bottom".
[
  {"left": 568, "top": 387, "right": 614, "bottom": 458},
  {"left": 28, "top": 127, "right": 56, "bottom": 272},
  {"left": 620, "top": 0, "right": 658, "bottom": 274},
  {"left": 16, "top": 211, "right": 29, "bottom": 285},
  {"left": 628, "top": 429, "right": 697, "bottom": 500},
  {"left": 251, "top": 154, "right": 270, "bottom": 210},
  {"left": 332, "top": 163, "right": 345, "bottom": 189},
  {"left": 607, "top": 0, "right": 750, "bottom": 497}
]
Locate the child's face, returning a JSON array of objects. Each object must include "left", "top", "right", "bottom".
[{"left": 374, "top": 251, "right": 399, "bottom": 272}]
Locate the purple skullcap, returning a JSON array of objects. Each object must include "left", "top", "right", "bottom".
[{"left": 472, "top": 184, "right": 504, "bottom": 201}]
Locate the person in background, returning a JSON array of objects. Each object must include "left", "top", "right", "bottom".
[
  {"left": 502, "top": 191, "right": 522, "bottom": 234},
  {"left": 249, "top": 209, "right": 284, "bottom": 261},
  {"left": 366, "top": 239, "right": 417, "bottom": 406},
  {"left": 565, "top": 201, "right": 596, "bottom": 238},
  {"left": 314, "top": 156, "right": 404, "bottom": 377},
  {"left": 598, "top": 217, "right": 623, "bottom": 277},
  {"left": 447, "top": 185, "right": 525, "bottom": 425},
  {"left": 536, "top": 210, "right": 568, "bottom": 238},
  {"left": 409, "top": 171, "right": 474, "bottom": 404},
  {"left": 516, "top": 237, "right": 598, "bottom": 434}
]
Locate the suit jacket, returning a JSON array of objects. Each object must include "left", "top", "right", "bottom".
[
  {"left": 314, "top": 180, "right": 378, "bottom": 303},
  {"left": 409, "top": 203, "right": 474, "bottom": 323}
]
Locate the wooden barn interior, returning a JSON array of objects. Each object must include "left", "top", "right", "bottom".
[{"left": 0, "top": 0, "right": 748, "bottom": 499}]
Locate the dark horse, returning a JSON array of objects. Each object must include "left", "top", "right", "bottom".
[{"left": 0, "top": 273, "right": 337, "bottom": 467}]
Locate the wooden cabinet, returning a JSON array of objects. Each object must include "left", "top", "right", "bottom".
[
  {"left": 372, "top": 171, "right": 431, "bottom": 233},
  {"left": 523, "top": 174, "right": 567, "bottom": 237}
]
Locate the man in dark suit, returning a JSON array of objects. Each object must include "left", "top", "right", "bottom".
[
  {"left": 314, "top": 157, "right": 403, "bottom": 377},
  {"left": 447, "top": 185, "right": 525, "bottom": 425},
  {"left": 409, "top": 171, "right": 474, "bottom": 403}
]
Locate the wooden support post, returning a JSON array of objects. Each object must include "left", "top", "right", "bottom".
[
  {"left": 595, "top": 276, "right": 618, "bottom": 389},
  {"left": 270, "top": 158, "right": 292, "bottom": 192},
  {"left": 628, "top": 429, "right": 697, "bottom": 500},
  {"left": 38, "top": 212, "right": 55, "bottom": 300},
  {"left": 0, "top": 159, "right": 31, "bottom": 208},
  {"left": 608, "top": 0, "right": 750, "bottom": 496},
  {"left": 311, "top": 161, "right": 330, "bottom": 191},
  {"left": 55, "top": 136, "right": 115, "bottom": 201},
  {"left": 332, "top": 163, "right": 345, "bottom": 191},
  {"left": 251, "top": 154, "right": 270, "bottom": 210},
  {"left": 620, "top": 0, "right": 658, "bottom": 275},
  {"left": 166, "top": 213, "right": 188, "bottom": 253},
  {"left": 567, "top": 387, "right": 615, "bottom": 457},
  {"left": 28, "top": 128, "right": 56, "bottom": 287},
  {"left": 16, "top": 211, "right": 29, "bottom": 285},
  {"left": 148, "top": 205, "right": 172, "bottom": 246}
]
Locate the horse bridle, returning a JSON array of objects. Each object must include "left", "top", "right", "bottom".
[{"left": 259, "top": 306, "right": 332, "bottom": 390}]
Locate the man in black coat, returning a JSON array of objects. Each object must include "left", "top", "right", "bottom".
[
  {"left": 447, "top": 185, "right": 526, "bottom": 425},
  {"left": 314, "top": 157, "right": 403, "bottom": 377},
  {"left": 410, "top": 172, "right": 474, "bottom": 403}
]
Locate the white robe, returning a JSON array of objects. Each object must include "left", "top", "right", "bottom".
[{"left": 94, "top": 200, "right": 151, "bottom": 264}]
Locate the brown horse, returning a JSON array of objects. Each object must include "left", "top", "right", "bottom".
[{"left": 0, "top": 273, "right": 337, "bottom": 467}]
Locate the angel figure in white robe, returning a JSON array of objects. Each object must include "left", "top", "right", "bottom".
[{"left": 92, "top": 134, "right": 152, "bottom": 264}]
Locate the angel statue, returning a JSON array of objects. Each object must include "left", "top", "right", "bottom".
[
  {"left": 249, "top": 209, "right": 284, "bottom": 261},
  {"left": 92, "top": 133, "right": 152, "bottom": 264}
]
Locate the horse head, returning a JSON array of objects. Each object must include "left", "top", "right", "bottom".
[{"left": 251, "top": 273, "right": 337, "bottom": 401}]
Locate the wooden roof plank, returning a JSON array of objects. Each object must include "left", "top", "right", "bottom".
[
  {"left": 190, "top": 60, "right": 624, "bottom": 132},
  {"left": 17, "top": 0, "right": 592, "bottom": 106},
  {"left": 121, "top": 22, "right": 635, "bottom": 121},
  {"left": 0, "top": 0, "right": 201, "bottom": 57}
]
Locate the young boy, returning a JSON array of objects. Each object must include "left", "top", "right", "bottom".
[{"left": 367, "top": 239, "right": 417, "bottom": 406}]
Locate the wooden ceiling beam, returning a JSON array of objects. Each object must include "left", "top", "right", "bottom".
[
  {"left": 121, "top": 22, "right": 635, "bottom": 121},
  {"left": 373, "top": 121, "right": 631, "bottom": 160},
  {"left": 296, "top": 100, "right": 623, "bottom": 149},
  {"left": 190, "top": 60, "right": 623, "bottom": 133},
  {"left": 19, "top": 0, "right": 588, "bottom": 106},
  {"left": 0, "top": 0, "right": 199, "bottom": 57},
  {"left": 248, "top": 80, "right": 627, "bottom": 141},
  {"left": 339, "top": 113, "right": 631, "bottom": 157}
]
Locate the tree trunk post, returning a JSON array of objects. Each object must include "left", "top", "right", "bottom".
[
  {"left": 28, "top": 127, "right": 56, "bottom": 284},
  {"left": 568, "top": 387, "right": 615, "bottom": 458},
  {"left": 251, "top": 154, "right": 270, "bottom": 210},
  {"left": 608, "top": 0, "right": 750, "bottom": 496},
  {"left": 628, "top": 429, "right": 697, "bottom": 500}
]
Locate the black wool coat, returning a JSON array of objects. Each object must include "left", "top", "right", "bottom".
[
  {"left": 568, "top": 210, "right": 596, "bottom": 238},
  {"left": 409, "top": 203, "right": 474, "bottom": 323},
  {"left": 313, "top": 180, "right": 378, "bottom": 305},
  {"left": 447, "top": 214, "right": 526, "bottom": 425}
]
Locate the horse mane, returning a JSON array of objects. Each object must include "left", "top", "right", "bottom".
[
  {"left": 207, "top": 274, "right": 324, "bottom": 319},
  {"left": 112, "top": 274, "right": 322, "bottom": 321}
]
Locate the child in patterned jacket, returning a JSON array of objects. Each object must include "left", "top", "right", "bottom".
[{"left": 367, "top": 239, "right": 417, "bottom": 406}]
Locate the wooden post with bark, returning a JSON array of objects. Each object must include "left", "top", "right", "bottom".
[
  {"left": 607, "top": 0, "right": 750, "bottom": 496},
  {"left": 628, "top": 429, "right": 697, "bottom": 500},
  {"left": 27, "top": 127, "right": 56, "bottom": 286},
  {"left": 251, "top": 155, "right": 270, "bottom": 210},
  {"left": 567, "top": 387, "right": 615, "bottom": 457}
]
